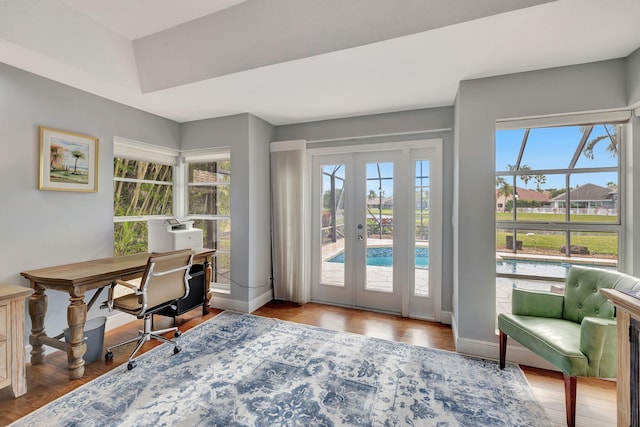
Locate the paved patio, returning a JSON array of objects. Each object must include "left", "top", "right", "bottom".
[{"left": 320, "top": 242, "right": 617, "bottom": 320}]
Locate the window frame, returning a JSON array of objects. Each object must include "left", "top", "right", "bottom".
[
  {"left": 182, "top": 148, "right": 232, "bottom": 293},
  {"left": 495, "top": 116, "right": 628, "bottom": 280}
]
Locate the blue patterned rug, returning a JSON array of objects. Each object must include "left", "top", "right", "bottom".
[{"left": 13, "top": 311, "right": 551, "bottom": 426}]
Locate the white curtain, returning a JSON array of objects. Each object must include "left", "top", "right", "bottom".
[{"left": 270, "top": 140, "right": 308, "bottom": 304}]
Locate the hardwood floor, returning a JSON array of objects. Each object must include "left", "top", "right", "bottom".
[{"left": 0, "top": 301, "right": 615, "bottom": 426}]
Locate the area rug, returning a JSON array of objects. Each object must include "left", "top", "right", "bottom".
[{"left": 12, "top": 311, "right": 551, "bottom": 427}]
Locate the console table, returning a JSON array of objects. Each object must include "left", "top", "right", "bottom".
[
  {"left": 601, "top": 288, "right": 640, "bottom": 427},
  {"left": 0, "top": 284, "right": 34, "bottom": 397},
  {"left": 20, "top": 249, "right": 214, "bottom": 380}
]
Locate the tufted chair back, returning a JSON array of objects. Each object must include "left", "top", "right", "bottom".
[{"left": 563, "top": 265, "right": 640, "bottom": 323}]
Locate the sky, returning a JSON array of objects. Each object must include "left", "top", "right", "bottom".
[
  {"left": 495, "top": 124, "right": 618, "bottom": 190},
  {"left": 322, "top": 160, "right": 431, "bottom": 199}
]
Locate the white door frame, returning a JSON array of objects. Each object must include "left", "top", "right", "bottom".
[{"left": 308, "top": 139, "right": 443, "bottom": 320}]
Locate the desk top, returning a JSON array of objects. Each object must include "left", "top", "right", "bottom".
[{"left": 20, "top": 249, "right": 215, "bottom": 289}]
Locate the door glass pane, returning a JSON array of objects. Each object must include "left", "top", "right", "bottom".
[
  {"left": 415, "top": 160, "right": 430, "bottom": 297},
  {"left": 365, "top": 162, "right": 393, "bottom": 293},
  {"left": 321, "top": 164, "right": 346, "bottom": 287}
]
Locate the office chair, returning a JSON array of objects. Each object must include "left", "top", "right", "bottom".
[{"left": 102, "top": 249, "right": 195, "bottom": 370}]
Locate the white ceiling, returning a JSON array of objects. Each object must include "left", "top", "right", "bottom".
[
  {"left": 1, "top": 0, "right": 640, "bottom": 125},
  {"left": 60, "top": 0, "right": 248, "bottom": 40}
]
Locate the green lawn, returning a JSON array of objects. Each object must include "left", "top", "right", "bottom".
[{"left": 496, "top": 231, "right": 618, "bottom": 257}]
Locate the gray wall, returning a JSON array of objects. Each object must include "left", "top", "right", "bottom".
[
  {"left": 453, "top": 59, "right": 633, "bottom": 347},
  {"left": 0, "top": 63, "right": 180, "bottom": 337},
  {"left": 276, "top": 107, "right": 455, "bottom": 314},
  {"left": 180, "top": 113, "right": 274, "bottom": 305},
  {"left": 627, "top": 47, "right": 640, "bottom": 107}
]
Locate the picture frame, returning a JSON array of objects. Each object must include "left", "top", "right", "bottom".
[{"left": 39, "top": 126, "right": 99, "bottom": 192}]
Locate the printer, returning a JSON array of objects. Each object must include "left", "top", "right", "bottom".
[{"left": 147, "top": 218, "right": 203, "bottom": 253}]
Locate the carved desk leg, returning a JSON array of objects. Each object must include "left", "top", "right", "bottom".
[
  {"left": 66, "top": 288, "right": 87, "bottom": 380},
  {"left": 28, "top": 284, "right": 47, "bottom": 365}
]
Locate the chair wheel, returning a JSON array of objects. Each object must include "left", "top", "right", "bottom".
[
  {"left": 174, "top": 346, "right": 181, "bottom": 354},
  {"left": 127, "top": 361, "right": 137, "bottom": 370},
  {"left": 174, "top": 330, "right": 182, "bottom": 337},
  {"left": 105, "top": 351, "right": 113, "bottom": 361}
]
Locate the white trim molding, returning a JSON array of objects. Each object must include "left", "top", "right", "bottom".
[
  {"left": 496, "top": 110, "right": 632, "bottom": 130},
  {"left": 209, "top": 289, "right": 274, "bottom": 313},
  {"left": 114, "top": 136, "right": 179, "bottom": 165}
]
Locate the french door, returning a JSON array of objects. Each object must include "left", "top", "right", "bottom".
[{"left": 310, "top": 141, "right": 442, "bottom": 320}]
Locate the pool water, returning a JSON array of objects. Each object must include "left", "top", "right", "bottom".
[
  {"left": 328, "top": 247, "right": 611, "bottom": 277},
  {"left": 496, "top": 259, "right": 570, "bottom": 277},
  {"left": 328, "top": 247, "right": 429, "bottom": 268}
]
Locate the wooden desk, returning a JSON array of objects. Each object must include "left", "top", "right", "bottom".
[
  {"left": 20, "top": 249, "right": 215, "bottom": 380},
  {"left": 601, "top": 288, "right": 640, "bottom": 427}
]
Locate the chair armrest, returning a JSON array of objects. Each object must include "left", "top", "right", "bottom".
[
  {"left": 580, "top": 316, "right": 617, "bottom": 377},
  {"left": 113, "top": 279, "right": 140, "bottom": 292},
  {"left": 101, "top": 280, "right": 141, "bottom": 311},
  {"left": 512, "top": 288, "right": 564, "bottom": 318}
]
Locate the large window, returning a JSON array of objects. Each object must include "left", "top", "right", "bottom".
[
  {"left": 495, "top": 118, "right": 625, "bottom": 319},
  {"left": 184, "top": 153, "right": 231, "bottom": 292},
  {"left": 113, "top": 158, "right": 174, "bottom": 255},
  {"left": 113, "top": 139, "right": 178, "bottom": 255}
]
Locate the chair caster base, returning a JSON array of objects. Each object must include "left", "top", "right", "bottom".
[
  {"left": 105, "top": 351, "right": 114, "bottom": 361},
  {"left": 127, "top": 360, "right": 137, "bottom": 370},
  {"left": 173, "top": 346, "right": 181, "bottom": 354}
]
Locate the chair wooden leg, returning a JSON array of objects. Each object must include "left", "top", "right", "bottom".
[
  {"left": 563, "top": 374, "right": 577, "bottom": 427},
  {"left": 499, "top": 330, "right": 507, "bottom": 369}
]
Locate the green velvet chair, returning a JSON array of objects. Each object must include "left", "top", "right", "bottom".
[{"left": 498, "top": 265, "right": 640, "bottom": 427}]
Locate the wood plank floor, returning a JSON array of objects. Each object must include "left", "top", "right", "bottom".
[{"left": 0, "top": 301, "right": 616, "bottom": 426}]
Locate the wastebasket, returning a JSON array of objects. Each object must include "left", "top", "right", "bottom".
[{"left": 64, "top": 316, "right": 106, "bottom": 364}]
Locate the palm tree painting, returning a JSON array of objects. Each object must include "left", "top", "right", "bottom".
[
  {"left": 39, "top": 127, "right": 98, "bottom": 192},
  {"left": 70, "top": 150, "right": 86, "bottom": 174}
]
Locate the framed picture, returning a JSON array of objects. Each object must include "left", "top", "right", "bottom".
[{"left": 39, "top": 127, "right": 99, "bottom": 192}]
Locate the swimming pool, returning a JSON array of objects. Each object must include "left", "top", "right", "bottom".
[
  {"left": 328, "top": 247, "right": 429, "bottom": 267},
  {"left": 328, "top": 246, "right": 611, "bottom": 277}
]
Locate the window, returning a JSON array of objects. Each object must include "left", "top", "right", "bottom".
[
  {"left": 184, "top": 151, "right": 231, "bottom": 293},
  {"left": 113, "top": 139, "right": 178, "bottom": 256},
  {"left": 495, "top": 117, "right": 626, "bottom": 320}
]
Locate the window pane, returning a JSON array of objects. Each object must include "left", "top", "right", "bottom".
[
  {"left": 575, "top": 124, "right": 619, "bottom": 168},
  {"left": 321, "top": 164, "right": 345, "bottom": 287},
  {"left": 188, "top": 185, "right": 230, "bottom": 215},
  {"left": 519, "top": 127, "right": 581, "bottom": 170},
  {"left": 568, "top": 231, "right": 618, "bottom": 260},
  {"left": 515, "top": 229, "right": 566, "bottom": 257},
  {"left": 113, "top": 181, "right": 173, "bottom": 216},
  {"left": 114, "top": 158, "right": 172, "bottom": 182},
  {"left": 192, "top": 219, "right": 231, "bottom": 285},
  {"left": 566, "top": 173, "right": 618, "bottom": 223},
  {"left": 189, "top": 161, "right": 230, "bottom": 182},
  {"left": 415, "top": 160, "right": 430, "bottom": 297},
  {"left": 495, "top": 129, "right": 525, "bottom": 172},
  {"left": 114, "top": 221, "right": 148, "bottom": 256}
]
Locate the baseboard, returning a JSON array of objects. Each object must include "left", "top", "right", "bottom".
[
  {"left": 454, "top": 335, "right": 558, "bottom": 371},
  {"left": 209, "top": 289, "right": 274, "bottom": 313},
  {"left": 439, "top": 310, "right": 452, "bottom": 325},
  {"left": 105, "top": 312, "right": 136, "bottom": 330}
]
